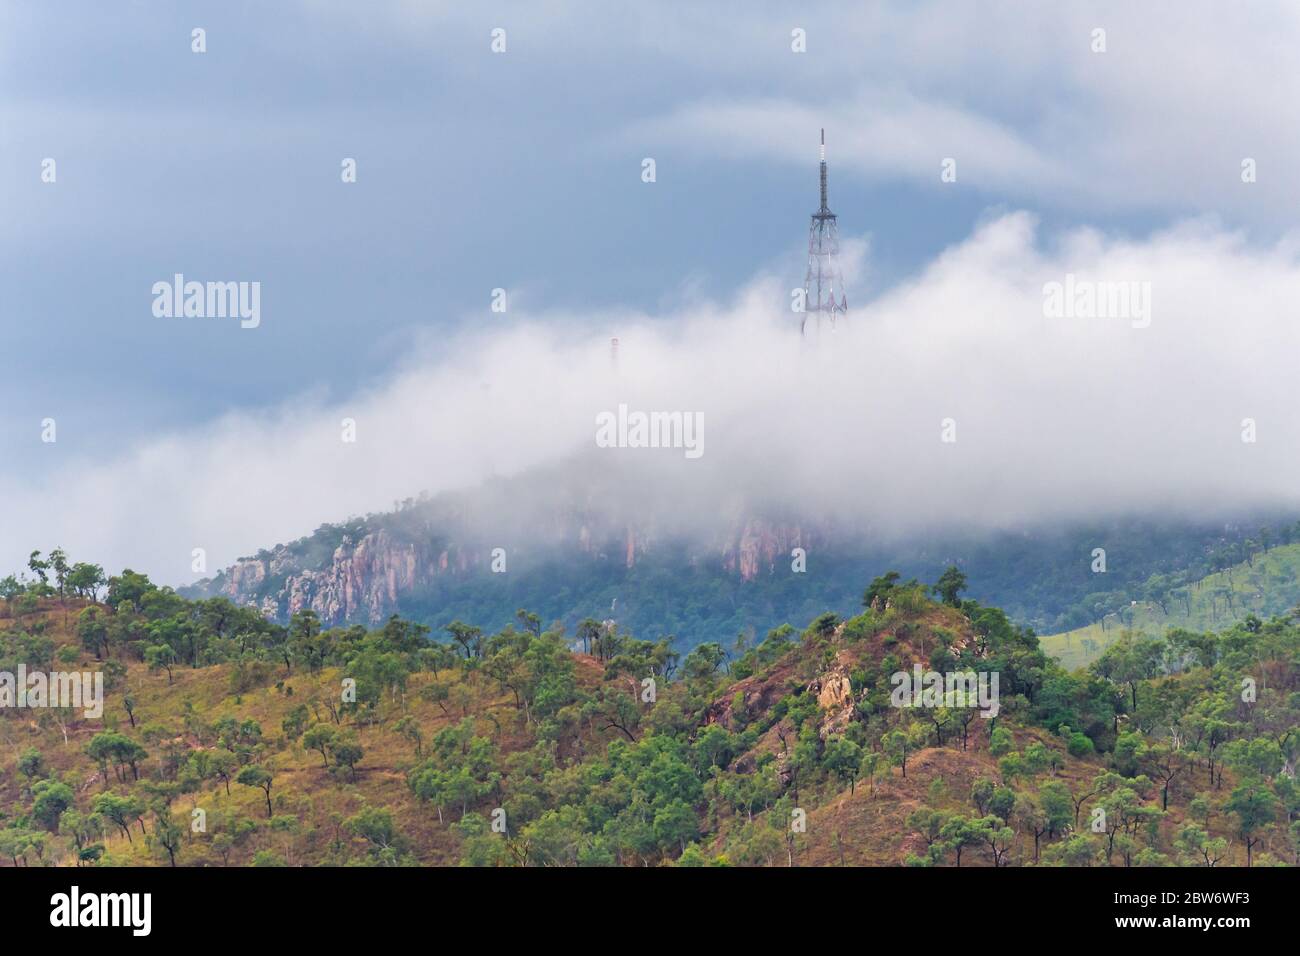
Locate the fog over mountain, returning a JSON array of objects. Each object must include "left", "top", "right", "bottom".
[{"left": 5, "top": 211, "right": 1300, "bottom": 584}]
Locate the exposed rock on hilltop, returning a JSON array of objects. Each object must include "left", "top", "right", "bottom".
[
  {"left": 184, "top": 446, "right": 832, "bottom": 629},
  {"left": 211, "top": 516, "right": 814, "bottom": 626},
  {"left": 183, "top": 451, "right": 1291, "bottom": 647},
  {"left": 723, "top": 520, "right": 807, "bottom": 580}
]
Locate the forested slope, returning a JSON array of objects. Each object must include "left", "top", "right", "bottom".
[
  {"left": 0, "top": 559, "right": 1296, "bottom": 867},
  {"left": 1043, "top": 541, "right": 1300, "bottom": 669}
]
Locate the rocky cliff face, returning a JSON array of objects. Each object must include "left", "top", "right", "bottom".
[
  {"left": 721, "top": 520, "right": 807, "bottom": 580},
  {"left": 210, "top": 517, "right": 812, "bottom": 627},
  {"left": 220, "top": 530, "right": 464, "bottom": 625},
  {"left": 190, "top": 447, "right": 840, "bottom": 628}
]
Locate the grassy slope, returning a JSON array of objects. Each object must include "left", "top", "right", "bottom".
[
  {"left": 707, "top": 609, "right": 1101, "bottom": 864},
  {"left": 0, "top": 602, "right": 608, "bottom": 866},
  {"left": 704, "top": 605, "right": 1246, "bottom": 866},
  {"left": 1041, "top": 541, "right": 1300, "bottom": 670},
  {"left": 0, "top": 599, "right": 1258, "bottom": 867}
]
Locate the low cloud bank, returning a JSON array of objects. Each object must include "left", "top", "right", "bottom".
[{"left": 5, "top": 212, "right": 1300, "bottom": 584}]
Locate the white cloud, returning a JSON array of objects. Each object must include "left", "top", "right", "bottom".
[
  {"left": 608, "top": 1, "right": 1300, "bottom": 219},
  {"left": 6, "top": 211, "right": 1300, "bottom": 584},
  {"left": 624, "top": 90, "right": 1069, "bottom": 198}
]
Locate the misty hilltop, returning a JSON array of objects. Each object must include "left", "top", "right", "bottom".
[{"left": 185, "top": 453, "right": 1300, "bottom": 649}]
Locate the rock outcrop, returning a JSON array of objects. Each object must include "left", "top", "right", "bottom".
[
  {"left": 808, "top": 665, "right": 854, "bottom": 738},
  {"left": 220, "top": 530, "right": 443, "bottom": 625},
  {"left": 210, "top": 515, "right": 813, "bottom": 626},
  {"left": 722, "top": 520, "right": 807, "bottom": 581}
]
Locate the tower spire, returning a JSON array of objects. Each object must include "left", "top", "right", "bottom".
[
  {"left": 802, "top": 129, "right": 847, "bottom": 338},
  {"left": 819, "top": 128, "right": 828, "bottom": 212}
]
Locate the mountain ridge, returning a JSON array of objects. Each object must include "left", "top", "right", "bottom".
[{"left": 184, "top": 466, "right": 1300, "bottom": 652}]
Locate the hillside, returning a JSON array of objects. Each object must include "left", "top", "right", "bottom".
[
  {"left": 1042, "top": 540, "right": 1300, "bottom": 670},
  {"left": 0, "top": 598, "right": 618, "bottom": 867},
  {"left": 2, "top": 565, "right": 1295, "bottom": 868},
  {"left": 181, "top": 462, "right": 1300, "bottom": 651}
]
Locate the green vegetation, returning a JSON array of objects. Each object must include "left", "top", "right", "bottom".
[
  {"left": 1044, "top": 538, "right": 1300, "bottom": 669},
  {"left": 184, "top": 508, "right": 1300, "bottom": 652},
  {"left": 1, "top": 553, "right": 1296, "bottom": 867}
]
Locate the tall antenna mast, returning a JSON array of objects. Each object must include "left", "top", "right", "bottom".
[
  {"left": 802, "top": 129, "right": 848, "bottom": 338},
  {"left": 819, "top": 128, "right": 828, "bottom": 211}
]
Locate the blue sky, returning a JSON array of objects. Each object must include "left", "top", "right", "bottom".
[{"left": 5, "top": 1, "right": 1300, "bottom": 579}]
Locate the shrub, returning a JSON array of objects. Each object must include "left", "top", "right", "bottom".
[{"left": 1067, "top": 731, "right": 1096, "bottom": 758}]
